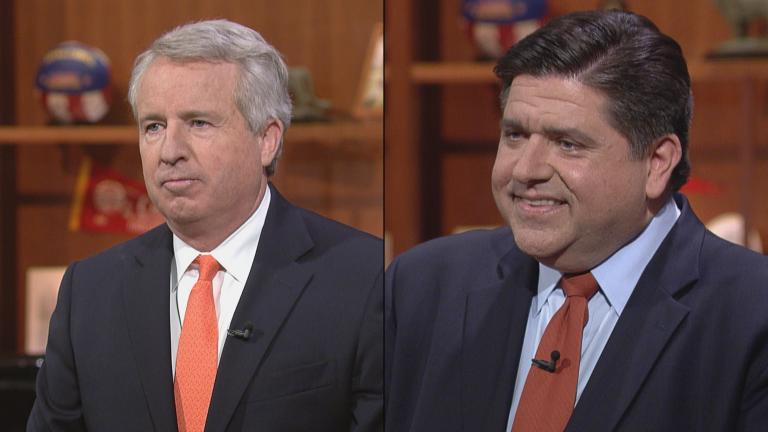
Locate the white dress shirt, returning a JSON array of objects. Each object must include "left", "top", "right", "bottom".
[
  {"left": 169, "top": 187, "right": 270, "bottom": 376},
  {"left": 507, "top": 198, "right": 681, "bottom": 428}
]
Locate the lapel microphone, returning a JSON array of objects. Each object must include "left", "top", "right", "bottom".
[
  {"left": 227, "top": 321, "right": 255, "bottom": 340},
  {"left": 531, "top": 350, "right": 560, "bottom": 373}
]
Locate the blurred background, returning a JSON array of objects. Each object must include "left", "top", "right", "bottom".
[
  {"left": 0, "top": 0, "right": 382, "bottom": 428},
  {"left": 385, "top": 0, "right": 768, "bottom": 262}
]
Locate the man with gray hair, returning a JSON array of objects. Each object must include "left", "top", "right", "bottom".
[{"left": 29, "top": 20, "right": 382, "bottom": 432}]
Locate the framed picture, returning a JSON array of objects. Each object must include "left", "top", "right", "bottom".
[
  {"left": 25, "top": 266, "right": 66, "bottom": 354},
  {"left": 353, "top": 23, "right": 383, "bottom": 119}
]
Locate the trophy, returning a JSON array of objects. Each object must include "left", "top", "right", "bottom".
[
  {"left": 710, "top": 0, "right": 768, "bottom": 58},
  {"left": 600, "top": 0, "right": 628, "bottom": 10},
  {"left": 288, "top": 67, "right": 331, "bottom": 122}
]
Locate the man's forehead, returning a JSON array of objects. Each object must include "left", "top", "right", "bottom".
[
  {"left": 502, "top": 75, "right": 628, "bottom": 143},
  {"left": 136, "top": 60, "right": 239, "bottom": 111},
  {"left": 507, "top": 75, "right": 604, "bottom": 105},
  {"left": 504, "top": 76, "right": 612, "bottom": 121}
]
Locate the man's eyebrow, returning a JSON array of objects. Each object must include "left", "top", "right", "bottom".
[
  {"left": 500, "top": 117, "right": 597, "bottom": 145},
  {"left": 138, "top": 113, "right": 165, "bottom": 123},
  {"left": 541, "top": 126, "right": 596, "bottom": 145},
  {"left": 138, "top": 110, "right": 222, "bottom": 124},
  {"left": 500, "top": 117, "right": 526, "bottom": 130},
  {"left": 179, "top": 110, "right": 216, "bottom": 120}
]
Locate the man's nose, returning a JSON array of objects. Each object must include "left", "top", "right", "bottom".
[
  {"left": 510, "top": 135, "right": 554, "bottom": 185},
  {"left": 160, "top": 121, "right": 189, "bottom": 165}
]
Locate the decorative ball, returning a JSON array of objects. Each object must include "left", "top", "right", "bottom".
[
  {"left": 461, "top": 0, "right": 548, "bottom": 59},
  {"left": 35, "top": 41, "right": 112, "bottom": 124}
]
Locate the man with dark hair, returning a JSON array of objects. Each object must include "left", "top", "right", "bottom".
[
  {"left": 29, "top": 20, "right": 382, "bottom": 432},
  {"left": 385, "top": 10, "right": 768, "bottom": 431}
]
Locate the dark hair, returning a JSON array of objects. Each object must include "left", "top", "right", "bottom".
[{"left": 494, "top": 10, "right": 692, "bottom": 192}]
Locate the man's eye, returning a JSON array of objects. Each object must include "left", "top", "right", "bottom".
[
  {"left": 559, "top": 140, "right": 579, "bottom": 151},
  {"left": 145, "top": 123, "right": 163, "bottom": 133},
  {"left": 505, "top": 130, "right": 524, "bottom": 141},
  {"left": 191, "top": 120, "right": 209, "bottom": 128}
]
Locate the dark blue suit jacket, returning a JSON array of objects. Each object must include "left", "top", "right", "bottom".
[
  {"left": 385, "top": 195, "right": 768, "bottom": 431},
  {"left": 29, "top": 185, "right": 383, "bottom": 431}
]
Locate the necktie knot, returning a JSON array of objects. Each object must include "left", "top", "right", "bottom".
[
  {"left": 194, "top": 255, "right": 220, "bottom": 282},
  {"left": 561, "top": 271, "right": 599, "bottom": 300}
]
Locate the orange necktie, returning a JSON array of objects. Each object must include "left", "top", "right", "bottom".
[
  {"left": 175, "top": 255, "right": 220, "bottom": 432},
  {"left": 511, "top": 272, "right": 599, "bottom": 432}
]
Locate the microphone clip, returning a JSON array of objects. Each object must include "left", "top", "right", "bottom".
[
  {"left": 227, "top": 322, "right": 254, "bottom": 340},
  {"left": 531, "top": 350, "right": 560, "bottom": 373}
]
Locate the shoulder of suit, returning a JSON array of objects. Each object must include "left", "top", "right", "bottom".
[
  {"left": 700, "top": 229, "right": 768, "bottom": 280},
  {"left": 389, "top": 226, "right": 514, "bottom": 280},
  {"left": 385, "top": 227, "right": 517, "bottom": 309},
  {"left": 395, "top": 226, "right": 510, "bottom": 262},
  {"left": 294, "top": 205, "right": 381, "bottom": 248},
  {"left": 72, "top": 224, "right": 170, "bottom": 268},
  {"left": 692, "top": 230, "right": 768, "bottom": 336}
]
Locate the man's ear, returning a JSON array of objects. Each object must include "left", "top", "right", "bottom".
[
  {"left": 645, "top": 134, "right": 682, "bottom": 200},
  {"left": 259, "top": 119, "right": 284, "bottom": 168}
]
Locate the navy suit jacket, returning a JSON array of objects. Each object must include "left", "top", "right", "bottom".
[
  {"left": 385, "top": 195, "right": 768, "bottom": 431},
  {"left": 29, "top": 185, "right": 383, "bottom": 431}
]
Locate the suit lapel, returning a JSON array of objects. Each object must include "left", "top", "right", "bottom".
[
  {"left": 461, "top": 232, "right": 538, "bottom": 431},
  {"left": 121, "top": 225, "right": 178, "bottom": 432},
  {"left": 206, "top": 186, "right": 314, "bottom": 432},
  {"left": 568, "top": 196, "right": 704, "bottom": 431}
]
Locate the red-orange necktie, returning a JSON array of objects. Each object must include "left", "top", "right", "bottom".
[
  {"left": 511, "top": 272, "right": 599, "bottom": 432},
  {"left": 175, "top": 255, "right": 220, "bottom": 432}
]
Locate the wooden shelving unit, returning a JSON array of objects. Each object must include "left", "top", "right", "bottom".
[
  {"left": 688, "top": 59, "right": 768, "bottom": 80},
  {"left": 407, "top": 60, "right": 768, "bottom": 86},
  {"left": 410, "top": 62, "right": 496, "bottom": 84},
  {"left": 0, "top": 126, "right": 137, "bottom": 144},
  {"left": 0, "top": 119, "right": 382, "bottom": 145}
]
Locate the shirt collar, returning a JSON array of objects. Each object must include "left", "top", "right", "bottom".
[
  {"left": 533, "top": 265, "right": 561, "bottom": 315},
  {"left": 534, "top": 197, "right": 680, "bottom": 315},
  {"left": 171, "top": 186, "right": 271, "bottom": 291}
]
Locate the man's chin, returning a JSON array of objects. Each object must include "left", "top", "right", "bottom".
[
  {"left": 158, "top": 202, "right": 202, "bottom": 227},
  {"left": 510, "top": 229, "right": 564, "bottom": 263},
  {"left": 514, "top": 237, "right": 594, "bottom": 273}
]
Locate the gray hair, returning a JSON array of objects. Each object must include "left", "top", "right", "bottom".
[{"left": 127, "top": 19, "right": 292, "bottom": 176}]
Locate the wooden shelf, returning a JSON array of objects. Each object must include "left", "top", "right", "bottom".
[
  {"left": 410, "top": 62, "right": 497, "bottom": 84},
  {"left": 288, "top": 119, "right": 381, "bottom": 143},
  {"left": 688, "top": 59, "right": 768, "bottom": 80},
  {"left": 0, "top": 119, "right": 382, "bottom": 145},
  {"left": 0, "top": 126, "right": 137, "bottom": 144},
  {"left": 407, "top": 59, "right": 768, "bottom": 85}
]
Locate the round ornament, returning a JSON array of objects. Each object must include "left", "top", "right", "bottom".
[{"left": 35, "top": 41, "right": 112, "bottom": 124}]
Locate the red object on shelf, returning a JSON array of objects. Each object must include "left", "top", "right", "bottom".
[
  {"left": 680, "top": 176, "right": 722, "bottom": 195},
  {"left": 69, "top": 157, "right": 164, "bottom": 235}
]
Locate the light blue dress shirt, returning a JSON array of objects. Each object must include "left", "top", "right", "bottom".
[{"left": 507, "top": 198, "right": 681, "bottom": 429}]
